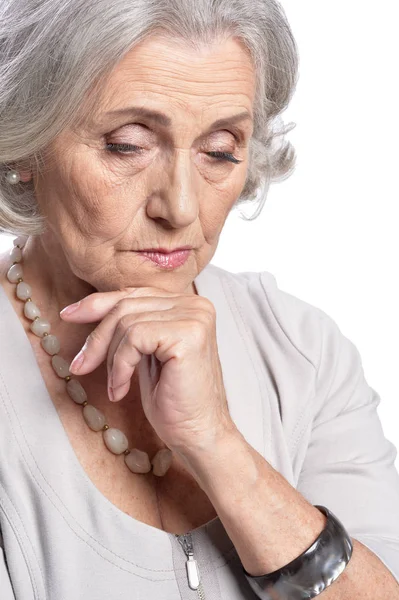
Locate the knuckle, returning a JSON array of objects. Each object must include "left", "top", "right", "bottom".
[
  {"left": 108, "top": 297, "right": 134, "bottom": 319},
  {"left": 189, "top": 299, "right": 215, "bottom": 326},
  {"left": 200, "top": 297, "right": 215, "bottom": 312},
  {"left": 119, "top": 313, "right": 135, "bottom": 332},
  {"left": 109, "top": 302, "right": 124, "bottom": 317},
  {"left": 107, "top": 307, "right": 120, "bottom": 323},
  {"left": 203, "top": 305, "right": 216, "bottom": 324},
  {"left": 190, "top": 320, "right": 208, "bottom": 344},
  {"left": 125, "top": 323, "right": 137, "bottom": 341},
  {"left": 118, "top": 297, "right": 134, "bottom": 312},
  {"left": 124, "top": 321, "right": 142, "bottom": 344},
  {"left": 191, "top": 296, "right": 216, "bottom": 316},
  {"left": 206, "top": 300, "right": 216, "bottom": 317}
]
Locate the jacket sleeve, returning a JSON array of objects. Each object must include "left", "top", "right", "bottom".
[
  {"left": 296, "top": 309, "right": 399, "bottom": 583},
  {"left": 0, "top": 530, "right": 16, "bottom": 599}
]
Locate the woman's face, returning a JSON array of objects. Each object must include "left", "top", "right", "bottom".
[{"left": 32, "top": 34, "right": 255, "bottom": 293}]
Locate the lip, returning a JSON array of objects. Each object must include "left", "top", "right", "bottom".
[
  {"left": 138, "top": 246, "right": 193, "bottom": 253},
  {"left": 137, "top": 248, "right": 192, "bottom": 269}
]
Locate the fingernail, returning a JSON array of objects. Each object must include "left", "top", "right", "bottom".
[
  {"left": 60, "top": 301, "right": 81, "bottom": 316},
  {"left": 108, "top": 385, "right": 115, "bottom": 402},
  {"left": 111, "top": 384, "right": 128, "bottom": 403},
  {"left": 70, "top": 349, "right": 85, "bottom": 374}
]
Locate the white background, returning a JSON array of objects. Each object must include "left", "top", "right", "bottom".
[{"left": 1, "top": 1, "right": 398, "bottom": 469}]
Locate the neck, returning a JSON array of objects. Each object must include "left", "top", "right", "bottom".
[
  {"left": 0, "top": 234, "right": 98, "bottom": 366},
  {"left": 21, "top": 233, "right": 97, "bottom": 321}
]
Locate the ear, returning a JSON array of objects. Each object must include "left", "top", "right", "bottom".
[
  {"left": 18, "top": 169, "right": 32, "bottom": 183},
  {"left": 13, "top": 159, "right": 33, "bottom": 183}
]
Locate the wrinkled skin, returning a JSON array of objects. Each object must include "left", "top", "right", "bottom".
[{"left": 7, "top": 32, "right": 256, "bottom": 449}]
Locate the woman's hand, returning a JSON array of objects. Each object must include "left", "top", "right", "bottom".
[{"left": 60, "top": 286, "right": 236, "bottom": 455}]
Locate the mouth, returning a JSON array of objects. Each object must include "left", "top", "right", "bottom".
[
  {"left": 138, "top": 246, "right": 193, "bottom": 253},
  {"left": 135, "top": 248, "right": 192, "bottom": 269}
]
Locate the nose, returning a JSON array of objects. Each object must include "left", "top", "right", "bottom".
[{"left": 146, "top": 149, "right": 199, "bottom": 229}]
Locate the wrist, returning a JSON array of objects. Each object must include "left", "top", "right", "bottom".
[{"left": 174, "top": 423, "right": 251, "bottom": 491}]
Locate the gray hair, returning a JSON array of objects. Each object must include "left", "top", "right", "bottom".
[{"left": 0, "top": 0, "right": 299, "bottom": 236}]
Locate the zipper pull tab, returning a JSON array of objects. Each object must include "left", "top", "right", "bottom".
[
  {"left": 176, "top": 533, "right": 201, "bottom": 590},
  {"left": 186, "top": 552, "right": 200, "bottom": 590}
]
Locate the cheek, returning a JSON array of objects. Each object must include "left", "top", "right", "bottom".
[
  {"left": 59, "top": 154, "right": 142, "bottom": 236},
  {"left": 40, "top": 138, "right": 248, "bottom": 242},
  {"left": 199, "top": 190, "right": 236, "bottom": 242},
  {"left": 205, "top": 165, "right": 247, "bottom": 218}
]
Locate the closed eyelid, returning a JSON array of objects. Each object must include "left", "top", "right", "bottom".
[
  {"left": 99, "top": 108, "right": 252, "bottom": 144},
  {"left": 106, "top": 130, "right": 243, "bottom": 154}
]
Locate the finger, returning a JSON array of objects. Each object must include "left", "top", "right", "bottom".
[
  {"left": 110, "top": 310, "right": 212, "bottom": 397},
  {"left": 69, "top": 296, "right": 178, "bottom": 375},
  {"left": 108, "top": 343, "right": 140, "bottom": 403},
  {"left": 106, "top": 303, "right": 213, "bottom": 386},
  {"left": 108, "top": 318, "right": 182, "bottom": 402},
  {"left": 60, "top": 286, "right": 183, "bottom": 323},
  {"left": 109, "top": 379, "right": 131, "bottom": 404},
  {"left": 110, "top": 354, "right": 158, "bottom": 403},
  {"left": 107, "top": 309, "right": 196, "bottom": 398}
]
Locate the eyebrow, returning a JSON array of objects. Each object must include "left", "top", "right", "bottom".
[{"left": 103, "top": 107, "right": 253, "bottom": 131}]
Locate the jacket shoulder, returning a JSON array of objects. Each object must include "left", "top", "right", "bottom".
[{"left": 207, "top": 264, "right": 327, "bottom": 372}]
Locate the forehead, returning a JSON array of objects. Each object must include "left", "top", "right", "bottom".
[{"left": 91, "top": 34, "right": 256, "bottom": 125}]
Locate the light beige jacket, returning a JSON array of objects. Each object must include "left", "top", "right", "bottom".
[{"left": 1, "top": 263, "right": 398, "bottom": 599}]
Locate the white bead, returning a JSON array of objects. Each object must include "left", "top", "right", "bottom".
[
  {"left": 7, "top": 263, "right": 23, "bottom": 283},
  {"left": 83, "top": 404, "right": 106, "bottom": 431},
  {"left": 152, "top": 448, "right": 173, "bottom": 476},
  {"left": 125, "top": 449, "right": 152, "bottom": 474},
  {"left": 41, "top": 334, "right": 60, "bottom": 355},
  {"left": 30, "top": 317, "right": 51, "bottom": 337},
  {"left": 13, "top": 235, "right": 29, "bottom": 248},
  {"left": 24, "top": 301, "right": 41, "bottom": 320},
  {"left": 66, "top": 379, "right": 87, "bottom": 405},
  {"left": 51, "top": 355, "right": 70, "bottom": 378},
  {"left": 103, "top": 427, "right": 129, "bottom": 455},
  {"left": 9, "top": 246, "right": 22, "bottom": 263},
  {"left": 16, "top": 281, "right": 32, "bottom": 300},
  {"left": 6, "top": 170, "right": 20, "bottom": 185}
]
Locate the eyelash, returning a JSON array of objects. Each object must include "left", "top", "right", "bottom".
[{"left": 105, "top": 143, "right": 243, "bottom": 164}]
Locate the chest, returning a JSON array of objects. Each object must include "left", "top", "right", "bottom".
[
  {"left": 60, "top": 406, "right": 218, "bottom": 535},
  {"left": 35, "top": 347, "right": 218, "bottom": 536}
]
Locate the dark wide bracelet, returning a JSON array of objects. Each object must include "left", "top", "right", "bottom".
[{"left": 243, "top": 505, "right": 353, "bottom": 600}]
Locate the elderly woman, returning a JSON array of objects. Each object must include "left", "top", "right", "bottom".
[{"left": 0, "top": 1, "right": 398, "bottom": 599}]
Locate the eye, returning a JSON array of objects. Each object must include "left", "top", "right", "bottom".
[
  {"left": 106, "top": 143, "right": 144, "bottom": 155},
  {"left": 206, "top": 151, "right": 243, "bottom": 164},
  {"left": 106, "top": 143, "right": 243, "bottom": 164}
]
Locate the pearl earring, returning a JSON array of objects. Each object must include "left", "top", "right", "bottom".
[{"left": 5, "top": 169, "right": 21, "bottom": 185}]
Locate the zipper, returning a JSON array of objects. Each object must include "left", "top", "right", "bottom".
[{"left": 175, "top": 532, "right": 207, "bottom": 599}]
